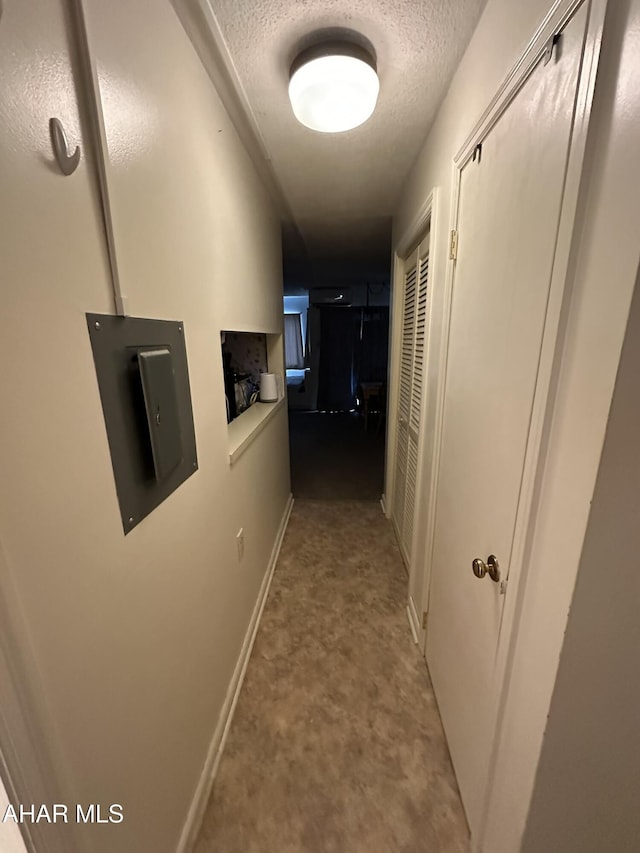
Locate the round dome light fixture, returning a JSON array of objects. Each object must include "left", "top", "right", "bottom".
[{"left": 288, "top": 41, "right": 379, "bottom": 133}]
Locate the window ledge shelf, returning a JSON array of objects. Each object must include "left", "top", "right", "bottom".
[{"left": 228, "top": 398, "right": 285, "bottom": 466}]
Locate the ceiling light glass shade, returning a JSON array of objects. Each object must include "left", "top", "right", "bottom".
[{"left": 289, "top": 50, "right": 379, "bottom": 133}]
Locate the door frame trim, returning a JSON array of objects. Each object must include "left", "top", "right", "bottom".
[
  {"left": 395, "top": 189, "right": 436, "bottom": 259},
  {"left": 424, "top": 0, "right": 608, "bottom": 848},
  {"left": 454, "top": 0, "right": 594, "bottom": 170},
  {"left": 386, "top": 189, "right": 439, "bottom": 626},
  {"left": 386, "top": 189, "right": 435, "bottom": 541},
  {"left": 407, "top": 195, "right": 443, "bottom": 645}
]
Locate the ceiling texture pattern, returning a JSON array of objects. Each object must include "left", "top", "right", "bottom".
[{"left": 178, "top": 0, "right": 487, "bottom": 288}]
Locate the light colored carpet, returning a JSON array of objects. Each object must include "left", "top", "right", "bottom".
[{"left": 194, "top": 500, "right": 469, "bottom": 853}]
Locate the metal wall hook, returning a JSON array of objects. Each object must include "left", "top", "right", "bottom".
[{"left": 49, "top": 117, "right": 81, "bottom": 176}]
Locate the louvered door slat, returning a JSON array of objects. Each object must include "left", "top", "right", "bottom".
[
  {"left": 399, "top": 266, "right": 417, "bottom": 421},
  {"left": 393, "top": 261, "right": 417, "bottom": 547},
  {"left": 393, "top": 236, "right": 430, "bottom": 569},
  {"left": 410, "top": 254, "right": 429, "bottom": 435},
  {"left": 404, "top": 434, "right": 419, "bottom": 555},
  {"left": 393, "top": 423, "right": 408, "bottom": 541}
]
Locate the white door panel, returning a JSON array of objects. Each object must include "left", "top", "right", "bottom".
[{"left": 426, "top": 5, "right": 589, "bottom": 835}]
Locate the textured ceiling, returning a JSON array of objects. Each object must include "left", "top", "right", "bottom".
[{"left": 202, "top": 0, "right": 488, "bottom": 287}]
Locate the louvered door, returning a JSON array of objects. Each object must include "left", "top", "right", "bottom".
[
  {"left": 392, "top": 254, "right": 416, "bottom": 552},
  {"left": 392, "top": 238, "right": 429, "bottom": 565},
  {"left": 403, "top": 249, "right": 429, "bottom": 561}
]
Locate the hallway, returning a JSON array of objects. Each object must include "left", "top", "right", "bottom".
[
  {"left": 194, "top": 500, "right": 469, "bottom": 852},
  {"left": 3, "top": 1, "right": 638, "bottom": 850},
  {"left": 288, "top": 411, "right": 386, "bottom": 501}
]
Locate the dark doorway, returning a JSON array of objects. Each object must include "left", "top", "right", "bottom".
[
  {"left": 288, "top": 302, "right": 389, "bottom": 501},
  {"left": 289, "top": 410, "right": 385, "bottom": 500}
]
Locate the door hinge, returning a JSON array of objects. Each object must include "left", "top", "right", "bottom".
[
  {"left": 449, "top": 229, "right": 458, "bottom": 260},
  {"left": 422, "top": 611, "right": 428, "bottom": 629},
  {"left": 543, "top": 33, "right": 561, "bottom": 66}
]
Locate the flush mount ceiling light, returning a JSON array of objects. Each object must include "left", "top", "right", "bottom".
[{"left": 288, "top": 41, "right": 379, "bottom": 133}]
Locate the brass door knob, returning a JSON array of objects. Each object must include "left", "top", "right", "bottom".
[{"left": 471, "top": 554, "right": 500, "bottom": 583}]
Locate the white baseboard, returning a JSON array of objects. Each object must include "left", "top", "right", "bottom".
[
  {"left": 176, "top": 493, "right": 294, "bottom": 853},
  {"left": 380, "top": 494, "right": 387, "bottom": 516}
]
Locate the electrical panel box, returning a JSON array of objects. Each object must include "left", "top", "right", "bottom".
[{"left": 87, "top": 314, "right": 198, "bottom": 534}]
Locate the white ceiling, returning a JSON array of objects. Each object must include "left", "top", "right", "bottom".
[{"left": 177, "top": 0, "right": 487, "bottom": 289}]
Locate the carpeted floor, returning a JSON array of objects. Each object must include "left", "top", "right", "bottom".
[
  {"left": 288, "top": 411, "right": 386, "bottom": 501},
  {"left": 194, "top": 500, "right": 469, "bottom": 853}
]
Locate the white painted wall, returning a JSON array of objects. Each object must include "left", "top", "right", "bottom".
[
  {"left": 0, "top": 1, "right": 289, "bottom": 852},
  {"left": 390, "top": 0, "right": 640, "bottom": 849},
  {"left": 0, "top": 775, "right": 28, "bottom": 853},
  {"left": 521, "top": 263, "right": 640, "bottom": 853}
]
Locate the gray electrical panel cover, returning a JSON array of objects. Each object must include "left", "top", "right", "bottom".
[{"left": 87, "top": 314, "right": 198, "bottom": 534}]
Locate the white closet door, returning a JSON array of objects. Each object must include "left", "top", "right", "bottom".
[{"left": 425, "top": 4, "right": 591, "bottom": 835}]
